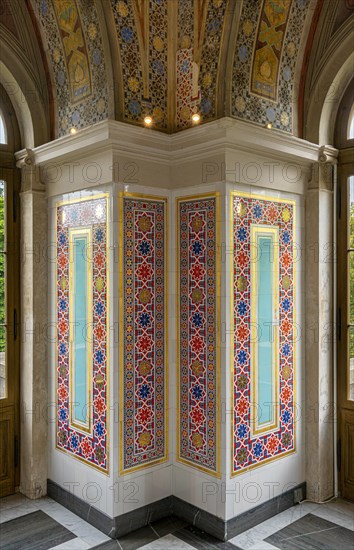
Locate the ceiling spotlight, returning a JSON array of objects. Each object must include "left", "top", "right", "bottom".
[
  {"left": 192, "top": 113, "right": 201, "bottom": 123},
  {"left": 144, "top": 116, "right": 153, "bottom": 126},
  {"left": 70, "top": 127, "right": 77, "bottom": 135},
  {"left": 266, "top": 123, "right": 272, "bottom": 129}
]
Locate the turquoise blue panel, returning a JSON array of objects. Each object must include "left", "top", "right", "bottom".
[
  {"left": 257, "top": 236, "right": 274, "bottom": 425},
  {"left": 73, "top": 237, "right": 88, "bottom": 425}
]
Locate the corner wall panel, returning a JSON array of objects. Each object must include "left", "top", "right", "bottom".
[
  {"left": 120, "top": 194, "right": 167, "bottom": 473},
  {"left": 56, "top": 195, "right": 109, "bottom": 473},
  {"left": 177, "top": 194, "right": 220, "bottom": 476},
  {"left": 232, "top": 193, "right": 296, "bottom": 475}
]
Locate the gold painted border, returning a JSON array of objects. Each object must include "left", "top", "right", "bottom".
[
  {"left": 55, "top": 193, "right": 110, "bottom": 475},
  {"left": 176, "top": 192, "right": 221, "bottom": 478},
  {"left": 69, "top": 227, "right": 93, "bottom": 434},
  {"left": 230, "top": 190, "right": 297, "bottom": 477},
  {"left": 250, "top": 225, "right": 279, "bottom": 437},
  {"left": 119, "top": 192, "right": 169, "bottom": 475}
]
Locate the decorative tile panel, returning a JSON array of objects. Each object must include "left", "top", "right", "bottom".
[
  {"left": 52, "top": 0, "right": 92, "bottom": 103},
  {"left": 33, "top": 0, "right": 109, "bottom": 137},
  {"left": 232, "top": 193, "right": 296, "bottom": 475},
  {"left": 198, "top": 0, "right": 228, "bottom": 122},
  {"left": 149, "top": 0, "right": 168, "bottom": 129},
  {"left": 177, "top": 195, "right": 220, "bottom": 476},
  {"left": 56, "top": 195, "right": 109, "bottom": 472},
  {"left": 176, "top": 47, "right": 197, "bottom": 129},
  {"left": 111, "top": 0, "right": 168, "bottom": 129},
  {"left": 232, "top": 0, "right": 311, "bottom": 133},
  {"left": 250, "top": 0, "right": 292, "bottom": 101},
  {"left": 120, "top": 194, "right": 167, "bottom": 473}
]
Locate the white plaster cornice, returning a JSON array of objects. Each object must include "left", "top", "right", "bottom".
[{"left": 15, "top": 118, "right": 327, "bottom": 168}]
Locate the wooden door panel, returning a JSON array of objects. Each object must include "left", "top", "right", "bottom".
[
  {"left": 0, "top": 409, "right": 15, "bottom": 496},
  {"left": 341, "top": 410, "right": 354, "bottom": 500}
]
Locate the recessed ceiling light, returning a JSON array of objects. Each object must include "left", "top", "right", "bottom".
[
  {"left": 192, "top": 113, "right": 201, "bottom": 123},
  {"left": 70, "top": 127, "right": 77, "bottom": 135},
  {"left": 144, "top": 116, "right": 153, "bottom": 126},
  {"left": 266, "top": 123, "right": 272, "bottom": 129}
]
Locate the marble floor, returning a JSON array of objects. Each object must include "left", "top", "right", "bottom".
[{"left": 0, "top": 493, "right": 353, "bottom": 550}]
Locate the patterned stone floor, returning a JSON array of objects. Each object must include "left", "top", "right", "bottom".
[{"left": 0, "top": 493, "right": 353, "bottom": 549}]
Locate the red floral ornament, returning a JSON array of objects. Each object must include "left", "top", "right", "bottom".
[
  {"left": 81, "top": 437, "right": 92, "bottom": 457},
  {"left": 94, "top": 396, "right": 106, "bottom": 416},
  {"left": 190, "top": 334, "right": 205, "bottom": 354},
  {"left": 136, "top": 262, "right": 153, "bottom": 281},
  {"left": 266, "top": 434, "right": 279, "bottom": 454},
  {"left": 190, "top": 262, "right": 205, "bottom": 282},
  {"left": 137, "top": 334, "right": 153, "bottom": 353}
]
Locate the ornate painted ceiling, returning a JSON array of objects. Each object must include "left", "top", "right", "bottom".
[{"left": 2, "top": 0, "right": 353, "bottom": 138}]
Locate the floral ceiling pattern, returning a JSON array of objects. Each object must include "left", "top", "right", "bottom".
[{"left": 27, "top": 0, "right": 317, "bottom": 136}]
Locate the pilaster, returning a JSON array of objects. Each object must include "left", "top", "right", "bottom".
[
  {"left": 18, "top": 149, "right": 48, "bottom": 498},
  {"left": 305, "top": 145, "right": 338, "bottom": 501}
]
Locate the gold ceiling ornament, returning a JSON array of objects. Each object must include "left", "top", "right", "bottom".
[
  {"left": 117, "top": 1, "right": 129, "bottom": 17},
  {"left": 88, "top": 23, "right": 97, "bottom": 40},
  {"left": 243, "top": 19, "right": 253, "bottom": 36},
  {"left": 128, "top": 77, "right": 140, "bottom": 93}
]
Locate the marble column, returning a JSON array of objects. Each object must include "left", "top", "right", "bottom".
[
  {"left": 18, "top": 150, "right": 48, "bottom": 498},
  {"left": 305, "top": 146, "right": 337, "bottom": 501}
]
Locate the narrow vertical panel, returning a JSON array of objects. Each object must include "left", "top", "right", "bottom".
[
  {"left": 56, "top": 195, "right": 109, "bottom": 473},
  {"left": 232, "top": 193, "right": 295, "bottom": 475},
  {"left": 177, "top": 194, "right": 220, "bottom": 476},
  {"left": 69, "top": 230, "right": 92, "bottom": 430},
  {"left": 120, "top": 194, "right": 167, "bottom": 473}
]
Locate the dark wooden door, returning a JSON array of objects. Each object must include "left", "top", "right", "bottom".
[
  {"left": 338, "top": 148, "right": 354, "bottom": 501},
  {"left": 0, "top": 169, "right": 20, "bottom": 497}
]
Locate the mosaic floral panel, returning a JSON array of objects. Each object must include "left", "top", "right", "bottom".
[
  {"left": 251, "top": 0, "right": 292, "bottom": 101},
  {"left": 33, "top": 0, "right": 109, "bottom": 137},
  {"left": 176, "top": 47, "right": 197, "bottom": 129},
  {"left": 176, "top": 0, "right": 227, "bottom": 130},
  {"left": 52, "top": 0, "right": 92, "bottom": 103},
  {"left": 56, "top": 195, "right": 109, "bottom": 472},
  {"left": 111, "top": 0, "right": 144, "bottom": 124},
  {"left": 232, "top": 0, "right": 311, "bottom": 133},
  {"left": 121, "top": 195, "right": 167, "bottom": 472},
  {"left": 149, "top": 0, "right": 168, "bottom": 129},
  {"left": 232, "top": 193, "right": 295, "bottom": 475},
  {"left": 111, "top": 0, "right": 168, "bottom": 130},
  {"left": 198, "top": 0, "right": 228, "bottom": 123},
  {"left": 178, "top": 195, "right": 219, "bottom": 475}
]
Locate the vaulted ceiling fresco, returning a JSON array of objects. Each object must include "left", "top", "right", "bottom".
[
  {"left": 4, "top": 0, "right": 350, "bottom": 138},
  {"left": 32, "top": 0, "right": 110, "bottom": 136},
  {"left": 232, "top": 0, "right": 310, "bottom": 132}
]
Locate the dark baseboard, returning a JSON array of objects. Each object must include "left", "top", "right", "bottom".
[
  {"left": 47, "top": 479, "right": 306, "bottom": 541},
  {"left": 47, "top": 479, "right": 173, "bottom": 538},
  {"left": 225, "top": 482, "right": 306, "bottom": 540}
]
